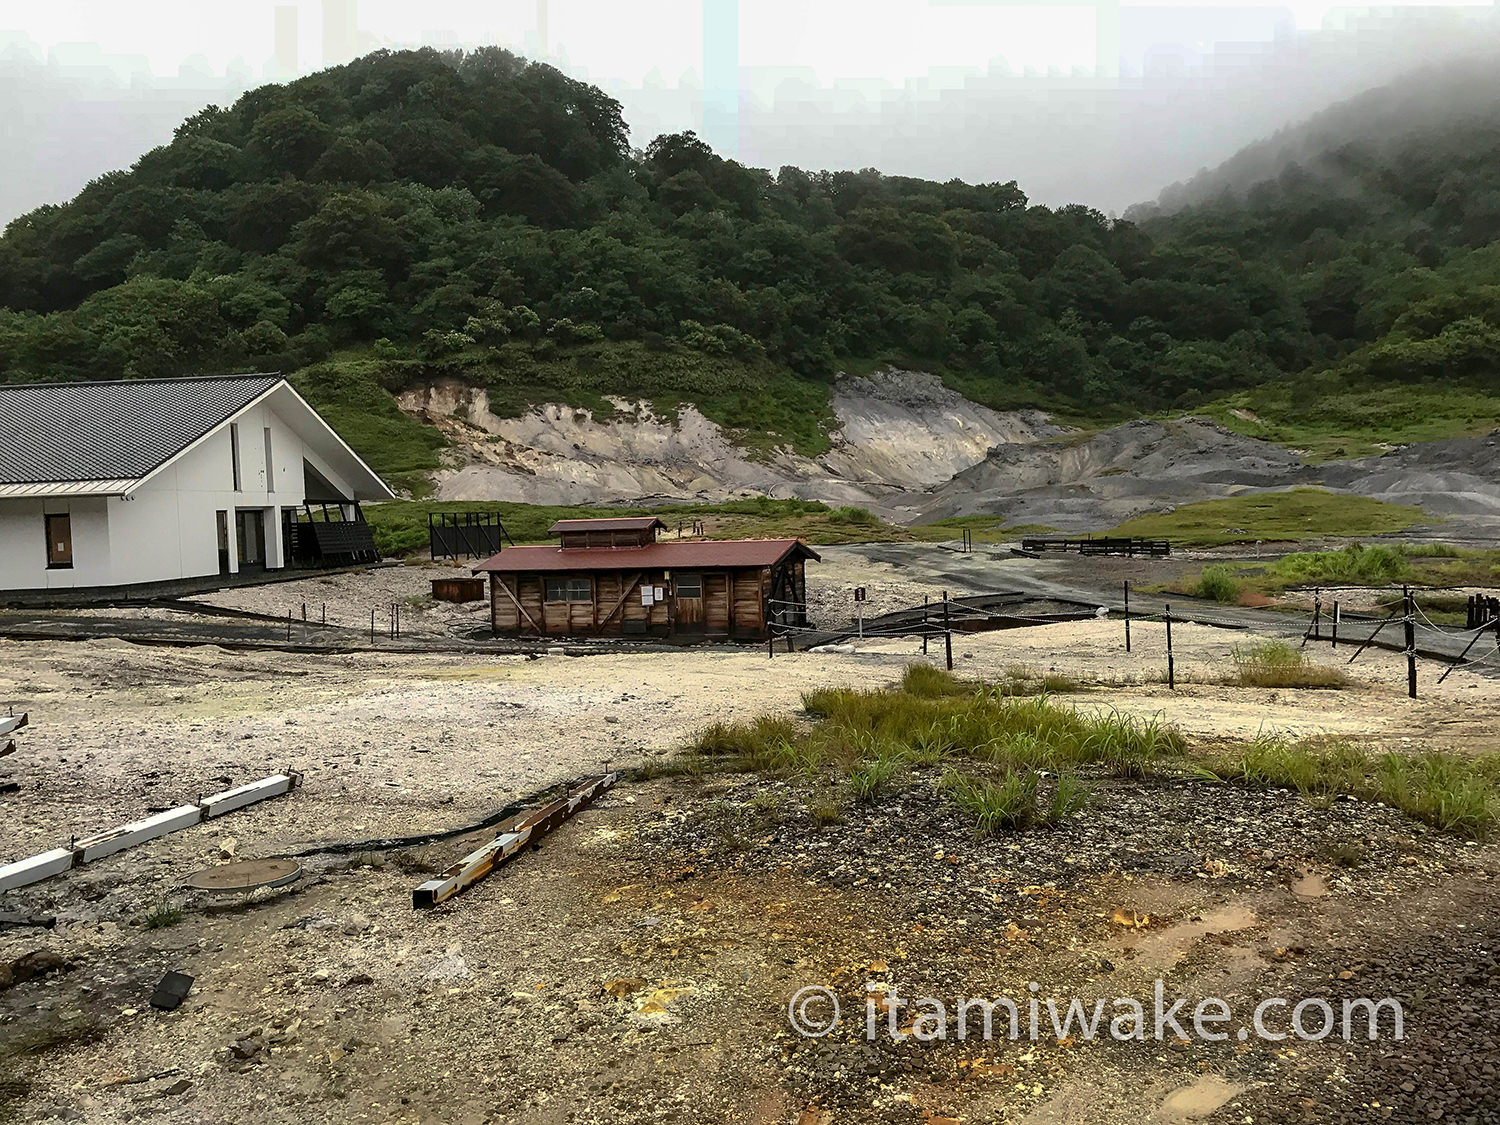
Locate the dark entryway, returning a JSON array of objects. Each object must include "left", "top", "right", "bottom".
[
  {"left": 216, "top": 511, "right": 230, "bottom": 574},
  {"left": 236, "top": 509, "right": 265, "bottom": 568}
]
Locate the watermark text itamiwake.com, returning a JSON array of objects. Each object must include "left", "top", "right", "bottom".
[{"left": 787, "top": 981, "right": 1403, "bottom": 1043}]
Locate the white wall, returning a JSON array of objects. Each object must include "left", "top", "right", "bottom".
[
  {"left": 0, "top": 391, "right": 366, "bottom": 593},
  {"left": 0, "top": 497, "right": 112, "bottom": 590}
]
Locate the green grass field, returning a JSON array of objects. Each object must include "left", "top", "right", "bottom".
[
  {"left": 1107, "top": 488, "right": 1428, "bottom": 547},
  {"left": 1202, "top": 376, "right": 1500, "bottom": 462}
]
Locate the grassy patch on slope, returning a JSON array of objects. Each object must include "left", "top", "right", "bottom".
[
  {"left": 290, "top": 361, "right": 447, "bottom": 496},
  {"left": 1108, "top": 488, "right": 1426, "bottom": 546},
  {"left": 1203, "top": 375, "right": 1500, "bottom": 461},
  {"left": 411, "top": 339, "right": 836, "bottom": 458}
]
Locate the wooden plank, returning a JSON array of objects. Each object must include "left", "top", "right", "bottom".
[
  {"left": 496, "top": 575, "right": 542, "bottom": 632},
  {"left": 413, "top": 774, "right": 617, "bottom": 908},
  {"left": 597, "top": 572, "right": 642, "bottom": 632}
]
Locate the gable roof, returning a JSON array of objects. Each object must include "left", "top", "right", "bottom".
[
  {"left": 548, "top": 516, "right": 667, "bottom": 534},
  {"left": 0, "top": 374, "right": 394, "bottom": 501},
  {"left": 473, "top": 538, "right": 820, "bottom": 574},
  {"left": 0, "top": 374, "right": 282, "bottom": 489}
]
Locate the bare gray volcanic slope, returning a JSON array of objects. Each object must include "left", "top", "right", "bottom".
[
  {"left": 916, "top": 418, "right": 1308, "bottom": 530},
  {"left": 1315, "top": 431, "right": 1500, "bottom": 518},
  {"left": 395, "top": 369, "right": 1500, "bottom": 534}
]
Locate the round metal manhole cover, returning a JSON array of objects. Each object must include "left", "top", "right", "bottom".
[{"left": 184, "top": 859, "right": 302, "bottom": 892}]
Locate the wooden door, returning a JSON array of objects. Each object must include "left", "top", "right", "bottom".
[
  {"left": 674, "top": 573, "right": 704, "bottom": 632},
  {"left": 703, "top": 573, "right": 730, "bottom": 635},
  {"left": 44, "top": 513, "right": 73, "bottom": 569}
]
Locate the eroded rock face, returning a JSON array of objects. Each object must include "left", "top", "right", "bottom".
[
  {"left": 395, "top": 377, "right": 1500, "bottom": 532},
  {"left": 394, "top": 369, "right": 1059, "bottom": 513},
  {"left": 917, "top": 417, "right": 1311, "bottom": 531}
]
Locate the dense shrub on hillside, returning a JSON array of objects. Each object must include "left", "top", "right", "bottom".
[{"left": 3, "top": 46, "right": 1500, "bottom": 434}]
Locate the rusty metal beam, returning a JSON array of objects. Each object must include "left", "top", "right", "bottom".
[{"left": 412, "top": 773, "right": 616, "bottom": 909}]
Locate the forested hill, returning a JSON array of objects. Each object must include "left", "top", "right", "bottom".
[{"left": 2, "top": 47, "right": 1499, "bottom": 482}]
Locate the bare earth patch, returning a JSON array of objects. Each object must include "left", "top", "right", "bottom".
[{"left": 2, "top": 615, "right": 1498, "bottom": 1123}]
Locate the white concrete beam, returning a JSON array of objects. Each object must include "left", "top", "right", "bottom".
[
  {"left": 74, "top": 805, "right": 205, "bottom": 863},
  {"left": 0, "top": 847, "right": 75, "bottom": 892},
  {"left": 199, "top": 773, "right": 298, "bottom": 818},
  {"left": 0, "top": 772, "right": 303, "bottom": 890}
]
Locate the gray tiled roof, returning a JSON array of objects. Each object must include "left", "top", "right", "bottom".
[{"left": 0, "top": 375, "right": 282, "bottom": 485}]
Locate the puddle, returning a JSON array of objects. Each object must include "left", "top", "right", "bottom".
[
  {"left": 1290, "top": 869, "right": 1329, "bottom": 899},
  {"left": 1154, "top": 1075, "right": 1245, "bottom": 1121},
  {"left": 1122, "top": 904, "right": 1258, "bottom": 972}
]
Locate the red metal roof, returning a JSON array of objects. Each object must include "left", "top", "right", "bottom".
[
  {"left": 473, "top": 539, "right": 820, "bottom": 574},
  {"left": 547, "top": 516, "right": 667, "bottom": 534}
]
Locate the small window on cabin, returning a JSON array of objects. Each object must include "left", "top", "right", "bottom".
[
  {"left": 675, "top": 574, "right": 702, "bottom": 598},
  {"left": 544, "top": 577, "right": 593, "bottom": 602},
  {"left": 263, "top": 427, "right": 275, "bottom": 492},
  {"left": 230, "top": 423, "right": 242, "bottom": 491},
  {"left": 44, "top": 513, "right": 73, "bottom": 569}
]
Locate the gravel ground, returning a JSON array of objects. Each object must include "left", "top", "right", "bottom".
[
  {"left": 3, "top": 616, "right": 1499, "bottom": 1123},
  {"left": 191, "top": 561, "right": 492, "bottom": 637}
]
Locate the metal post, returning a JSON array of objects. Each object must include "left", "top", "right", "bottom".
[
  {"left": 1331, "top": 601, "right": 1339, "bottom": 650},
  {"left": 1439, "top": 611, "right": 1494, "bottom": 684},
  {"left": 1123, "top": 580, "right": 1131, "bottom": 653},
  {"left": 943, "top": 591, "right": 953, "bottom": 671},
  {"left": 767, "top": 629, "right": 774, "bottom": 659},
  {"left": 285, "top": 611, "right": 292, "bottom": 642},
  {"left": 1165, "top": 603, "right": 1175, "bottom": 690},
  {"left": 1313, "top": 588, "right": 1321, "bottom": 642},
  {"left": 1404, "top": 586, "right": 1417, "bottom": 699},
  {"left": 922, "top": 596, "right": 929, "bottom": 655}
]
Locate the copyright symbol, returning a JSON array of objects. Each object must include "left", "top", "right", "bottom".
[{"left": 788, "top": 986, "right": 840, "bottom": 1037}]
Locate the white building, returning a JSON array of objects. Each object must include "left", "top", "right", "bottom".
[{"left": 0, "top": 374, "right": 394, "bottom": 594}]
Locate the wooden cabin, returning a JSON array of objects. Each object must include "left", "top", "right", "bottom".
[{"left": 472, "top": 517, "right": 818, "bottom": 641}]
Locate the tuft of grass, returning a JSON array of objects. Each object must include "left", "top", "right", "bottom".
[
  {"left": 1195, "top": 564, "right": 1242, "bottom": 604},
  {"left": 1228, "top": 640, "right": 1350, "bottom": 689},
  {"left": 140, "top": 900, "right": 186, "bottom": 930},
  {"left": 943, "top": 769, "right": 1090, "bottom": 834},
  {"left": 847, "top": 757, "right": 900, "bottom": 803},
  {"left": 1264, "top": 543, "right": 1413, "bottom": 588},
  {"left": 1375, "top": 751, "right": 1497, "bottom": 837},
  {"left": 1216, "top": 736, "right": 1497, "bottom": 837},
  {"left": 900, "top": 664, "right": 974, "bottom": 698},
  {"left": 1078, "top": 709, "right": 1185, "bottom": 777},
  {"left": 809, "top": 798, "right": 844, "bottom": 825}
]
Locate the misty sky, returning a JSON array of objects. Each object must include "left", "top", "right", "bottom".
[{"left": 3, "top": 0, "right": 1499, "bottom": 226}]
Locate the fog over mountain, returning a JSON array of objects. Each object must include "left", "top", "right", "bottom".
[{"left": 2, "top": 6, "right": 1498, "bottom": 228}]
